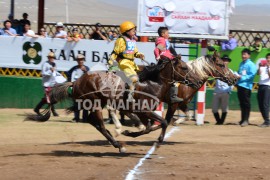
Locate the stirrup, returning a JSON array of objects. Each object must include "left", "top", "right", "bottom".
[{"left": 127, "top": 92, "right": 135, "bottom": 102}]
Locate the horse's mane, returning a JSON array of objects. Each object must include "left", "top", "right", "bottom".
[
  {"left": 186, "top": 56, "right": 215, "bottom": 79},
  {"left": 138, "top": 57, "right": 171, "bottom": 82}
]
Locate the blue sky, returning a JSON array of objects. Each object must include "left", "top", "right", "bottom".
[{"left": 236, "top": 0, "right": 270, "bottom": 6}]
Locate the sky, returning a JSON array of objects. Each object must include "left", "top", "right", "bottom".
[{"left": 236, "top": 0, "right": 270, "bottom": 6}]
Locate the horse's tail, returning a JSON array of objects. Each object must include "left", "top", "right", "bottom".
[
  {"left": 24, "top": 105, "right": 51, "bottom": 122},
  {"left": 24, "top": 82, "right": 73, "bottom": 122},
  {"left": 50, "top": 82, "right": 73, "bottom": 103}
]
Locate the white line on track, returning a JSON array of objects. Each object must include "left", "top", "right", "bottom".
[{"left": 125, "top": 126, "right": 180, "bottom": 180}]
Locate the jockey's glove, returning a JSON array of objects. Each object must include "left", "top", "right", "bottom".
[
  {"left": 137, "top": 54, "right": 145, "bottom": 60},
  {"left": 108, "top": 59, "right": 114, "bottom": 66}
]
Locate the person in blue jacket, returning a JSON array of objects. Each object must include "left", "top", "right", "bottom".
[{"left": 236, "top": 48, "right": 257, "bottom": 127}]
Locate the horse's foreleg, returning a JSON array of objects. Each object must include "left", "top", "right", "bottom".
[
  {"left": 122, "top": 112, "right": 168, "bottom": 143},
  {"left": 108, "top": 107, "right": 122, "bottom": 137},
  {"left": 123, "top": 112, "right": 146, "bottom": 131},
  {"left": 165, "top": 103, "right": 179, "bottom": 125},
  {"left": 88, "top": 111, "right": 126, "bottom": 153},
  {"left": 173, "top": 104, "right": 191, "bottom": 125}
]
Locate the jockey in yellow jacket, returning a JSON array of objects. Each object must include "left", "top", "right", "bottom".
[{"left": 109, "top": 21, "right": 144, "bottom": 101}]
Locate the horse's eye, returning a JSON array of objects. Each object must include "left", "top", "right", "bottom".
[{"left": 181, "top": 66, "right": 188, "bottom": 70}]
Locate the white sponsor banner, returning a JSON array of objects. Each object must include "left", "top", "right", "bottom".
[
  {"left": 0, "top": 36, "right": 190, "bottom": 71},
  {"left": 137, "top": 0, "right": 229, "bottom": 39}
]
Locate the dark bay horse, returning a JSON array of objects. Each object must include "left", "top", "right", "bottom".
[
  {"left": 45, "top": 56, "right": 199, "bottom": 152},
  {"left": 114, "top": 51, "right": 239, "bottom": 137}
]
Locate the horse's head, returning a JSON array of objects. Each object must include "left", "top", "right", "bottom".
[{"left": 208, "top": 51, "right": 239, "bottom": 85}]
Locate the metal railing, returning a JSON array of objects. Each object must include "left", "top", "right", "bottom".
[
  {"left": 43, "top": 23, "right": 270, "bottom": 47},
  {"left": 44, "top": 23, "right": 120, "bottom": 39},
  {"left": 230, "top": 30, "right": 270, "bottom": 48}
]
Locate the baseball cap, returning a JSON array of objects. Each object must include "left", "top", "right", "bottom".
[
  {"left": 221, "top": 55, "right": 231, "bottom": 62},
  {"left": 95, "top": 23, "right": 102, "bottom": 27}
]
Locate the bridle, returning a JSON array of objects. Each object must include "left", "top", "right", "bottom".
[
  {"left": 159, "top": 59, "right": 200, "bottom": 88},
  {"left": 205, "top": 56, "right": 232, "bottom": 83}
]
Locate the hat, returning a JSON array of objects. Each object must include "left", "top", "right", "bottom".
[
  {"left": 55, "top": 22, "right": 64, "bottom": 27},
  {"left": 221, "top": 55, "right": 231, "bottom": 62},
  {"left": 72, "top": 28, "right": 78, "bottom": 32},
  {"left": 95, "top": 23, "right": 102, "bottom": 27},
  {"left": 76, "top": 54, "right": 85, "bottom": 60},
  {"left": 47, "top": 52, "right": 56, "bottom": 58},
  {"left": 23, "top": 13, "right": 28, "bottom": 16},
  {"left": 254, "top": 37, "right": 262, "bottom": 41}
]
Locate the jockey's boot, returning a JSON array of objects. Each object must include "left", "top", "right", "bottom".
[
  {"left": 34, "top": 99, "right": 46, "bottom": 115},
  {"left": 127, "top": 75, "right": 138, "bottom": 103},
  {"left": 127, "top": 84, "right": 135, "bottom": 102},
  {"left": 51, "top": 105, "right": 59, "bottom": 117},
  {"left": 213, "top": 112, "right": 221, "bottom": 125},
  {"left": 169, "top": 86, "right": 183, "bottom": 103}
]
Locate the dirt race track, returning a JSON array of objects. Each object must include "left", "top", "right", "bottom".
[{"left": 0, "top": 109, "right": 269, "bottom": 180}]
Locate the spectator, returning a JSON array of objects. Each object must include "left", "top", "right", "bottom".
[
  {"left": 107, "top": 30, "right": 113, "bottom": 40},
  {"left": 19, "top": 12, "right": 31, "bottom": 26},
  {"left": 34, "top": 52, "right": 65, "bottom": 116},
  {"left": 221, "top": 33, "right": 237, "bottom": 51},
  {"left": 52, "top": 22, "right": 67, "bottom": 39},
  {"left": 67, "top": 54, "right": 89, "bottom": 123},
  {"left": 22, "top": 24, "right": 38, "bottom": 37},
  {"left": 67, "top": 28, "right": 82, "bottom": 42},
  {"left": 108, "top": 30, "right": 118, "bottom": 41},
  {"left": 212, "top": 55, "right": 233, "bottom": 125},
  {"left": 236, "top": 48, "right": 257, "bottom": 127},
  {"left": 38, "top": 27, "right": 49, "bottom": 38},
  {"left": 0, "top": 20, "right": 17, "bottom": 36},
  {"left": 249, "top": 37, "right": 263, "bottom": 53},
  {"left": 8, "top": 14, "right": 22, "bottom": 35},
  {"left": 90, "top": 23, "right": 107, "bottom": 40},
  {"left": 257, "top": 53, "right": 270, "bottom": 127}
]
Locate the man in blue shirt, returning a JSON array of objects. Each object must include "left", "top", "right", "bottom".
[
  {"left": 236, "top": 48, "right": 257, "bottom": 127},
  {"left": 221, "top": 33, "right": 237, "bottom": 51},
  {"left": 0, "top": 20, "right": 17, "bottom": 36},
  {"left": 212, "top": 55, "right": 233, "bottom": 125}
]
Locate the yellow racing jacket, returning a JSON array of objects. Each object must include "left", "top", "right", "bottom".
[{"left": 111, "top": 36, "right": 143, "bottom": 61}]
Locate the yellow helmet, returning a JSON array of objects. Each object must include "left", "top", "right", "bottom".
[{"left": 120, "top": 21, "right": 136, "bottom": 34}]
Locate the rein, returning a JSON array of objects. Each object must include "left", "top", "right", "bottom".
[
  {"left": 159, "top": 59, "right": 198, "bottom": 88},
  {"left": 204, "top": 56, "right": 231, "bottom": 80}
]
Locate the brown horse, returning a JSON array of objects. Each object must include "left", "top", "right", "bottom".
[
  {"left": 167, "top": 53, "right": 239, "bottom": 125},
  {"left": 114, "top": 51, "right": 239, "bottom": 137},
  {"left": 47, "top": 56, "right": 199, "bottom": 152}
]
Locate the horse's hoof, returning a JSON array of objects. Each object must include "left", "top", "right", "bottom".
[
  {"left": 158, "top": 137, "right": 164, "bottom": 143},
  {"left": 114, "top": 128, "right": 122, "bottom": 137},
  {"left": 137, "top": 124, "right": 146, "bottom": 131},
  {"left": 173, "top": 118, "right": 185, "bottom": 125},
  {"left": 119, "top": 147, "right": 127, "bottom": 153},
  {"left": 121, "top": 130, "right": 131, "bottom": 136}
]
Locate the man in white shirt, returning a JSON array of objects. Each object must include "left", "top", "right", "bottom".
[
  {"left": 257, "top": 53, "right": 270, "bottom": 127},
  {"left": 34, "top": 52, "right": 64, "bottom": 116},
  {"left": 52, "top": 22, "right": 67, "bottom": 39},
  {"left": 67, "top": 54, "right": 89, "bottom": 122}
]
